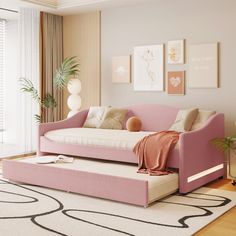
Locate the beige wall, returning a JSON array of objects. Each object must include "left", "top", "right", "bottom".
[
  {"left": 63, "top": 11, "right": 101, "bottom": 118},
  {"left": 101, "top": 0, "right": 236, "bottom": 135}
]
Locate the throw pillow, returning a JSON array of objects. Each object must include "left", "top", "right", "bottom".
[
  {"left": 169, "top": 108, "right": 199, "bottom": 132},
  {"left": 191, "top": 110, "right": 216, "bottom": 130},
  {"left": 99, "top": 108, "right": 127, "bottom": 130},
  {"left": 83, "top": 106, "right": 108, "bottom": 128},
  {"left": 126, "top": 117, "right": 142, "bottom": 132}
]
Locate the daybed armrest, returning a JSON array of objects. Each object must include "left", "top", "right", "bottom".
[
  {"left": 38, "top": 109, "right": 88, "bottom": 137},
  {"left": 179, "top": 113, "right": 225, "bottom": 193}
]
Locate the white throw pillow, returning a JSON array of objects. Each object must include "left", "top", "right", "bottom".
[
  {"left": 83, "top": 106, "right": 109, "bottom": 128},
  {"left": 169, "top": 108, "right": 199, "bottom": 132},
  {"left": 191, "top": 110, "right": 216, "bottom": 130}
]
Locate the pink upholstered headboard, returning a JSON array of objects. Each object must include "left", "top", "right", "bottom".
[{"left": 123, "top": 104, "right": 179, "bottom": 132}]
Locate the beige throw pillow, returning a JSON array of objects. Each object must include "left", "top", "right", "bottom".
[
  {"left": 99, "top": 108, "right": 127, "bottom": 130},
  {"left": 83, "top": 106, "right": 108, "bottom": 128},
  {"left": 169, "top": 108, "right": 199, "bottom": 132},
  {"left": 191, "top": 110, "right": 216, "bottom": 130}
]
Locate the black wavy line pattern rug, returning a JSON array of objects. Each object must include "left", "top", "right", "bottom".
[{"left": 0, "top": 176, "right": 235, "bottom": 236}]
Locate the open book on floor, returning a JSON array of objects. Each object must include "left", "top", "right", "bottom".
[{"left": 33, "top": 155, "right": 74, "bottom": 164}]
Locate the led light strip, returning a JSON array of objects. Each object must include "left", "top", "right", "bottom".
[{"left": 187, "top": 164, "right": 224, "bottom": 183}]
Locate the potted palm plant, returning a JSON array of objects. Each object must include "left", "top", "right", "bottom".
[
  {"left": 20, "top": 56, "right": 79, "bottom": 123},
  {"left": 211, "top": 135, "right": 236, "bottom": 186},
  {"left": 211, "top": 135, "right": 236, "bottom": 154}
]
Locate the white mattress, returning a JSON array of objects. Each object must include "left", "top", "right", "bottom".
[
  {"left": 23, "top": 156, "right": 179, "bottom": 203},
  {"left": 44, "top": 128, "right": 155, "bottom": 150}
]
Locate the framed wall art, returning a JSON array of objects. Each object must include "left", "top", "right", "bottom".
[
  {"left": 189, "top": 43, "right": 218, "bottom": 88},
  {"left": 167, "top": 40, "right": 184, "bottom": 64},
  {"left": 167, "top": 71, "right": 185, "bottom": 95},
  {"left": 133, "top": 44, "right": 164, "bottom": 91},
  {"left": 112, "top": 56, "right": 131, "bottom": 83}
]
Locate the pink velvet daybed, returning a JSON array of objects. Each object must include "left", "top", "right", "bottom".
[{"left": 2, "top": 104, "right": 225, "bottom": 207}]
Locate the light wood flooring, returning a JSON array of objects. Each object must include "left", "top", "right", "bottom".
[{"left": 195, "top": 179, "right": 236, "bottom": 235}]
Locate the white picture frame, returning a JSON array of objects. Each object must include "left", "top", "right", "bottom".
[
  {"left": 188, "top": 43, "right": 218, "bottom": 88},
  {"left": 167, "top": 40, "right": 184, "bottom": 64},
  {"left": 133, "top": 44, "right": 164, "bottom": 91}
]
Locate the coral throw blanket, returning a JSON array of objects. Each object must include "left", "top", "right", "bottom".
[{"left": 133, "top": 131, "right": 180, "bottom": 176}]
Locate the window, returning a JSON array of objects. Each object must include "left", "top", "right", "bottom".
[{"left": 0, "top": 19, "right": 5, "bottom": 134}]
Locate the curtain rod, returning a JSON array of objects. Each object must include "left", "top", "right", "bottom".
[{"left": 0, "top": 7, "right": 18, "bottom": 13}]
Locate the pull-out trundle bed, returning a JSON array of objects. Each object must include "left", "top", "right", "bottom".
[{"left": 3, "top": 157, "right": 179, "bottom": 207}]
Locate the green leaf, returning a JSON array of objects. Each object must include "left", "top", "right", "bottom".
[
  {"left": 19, "top": 78, "right": 41, "bottom": 105},
  {"left": 211, "top": 136, "right": 236, "bottom": 154},
  {"left": 34, "top": 114, "right": 42, "bottom": 123},
  {"left": 42, "top": 94, "right": 57, "bottom": 108},
  {"left": 54, "top": 56, "right": 80, "bottom": 88}
]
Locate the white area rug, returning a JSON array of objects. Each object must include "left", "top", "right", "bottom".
[{"left": 0, "top": 175, "right": 235, "bottom": 236}]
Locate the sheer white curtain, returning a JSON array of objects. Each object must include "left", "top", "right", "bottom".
[
  {"left": 17, "top": 9, "right": 40, "bottom": 152},
  {"left": 0, "top": 20, "right": 6, "bottom": 140}
]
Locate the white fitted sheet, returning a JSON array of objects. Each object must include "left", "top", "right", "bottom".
[
  {"left": 44, "top": 128, "right": 155, "bottom": 150},
  {"left": 23, "top": 156, "right": 179, "bottom": 203}
]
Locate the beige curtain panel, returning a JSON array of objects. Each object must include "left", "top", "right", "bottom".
[{"left": 40, "top": 12, "right": 63, "bottom": 122}]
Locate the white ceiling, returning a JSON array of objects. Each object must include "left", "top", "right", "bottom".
[
  {"left": 0, "top": 0, "right": 157, "bottom": 18},
  {"left": 57, "top": 0, "right": 156, "bottom": 15}
]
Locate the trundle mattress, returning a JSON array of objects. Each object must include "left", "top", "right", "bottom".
[{"left": 2, "top": 157, "right": 179, "bottom": 207}]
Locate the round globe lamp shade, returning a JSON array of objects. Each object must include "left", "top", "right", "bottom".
[
  {"left": 67, "top": 79, "right": 81, "bottom": 94},
  {"left": 126, "top": 117, "right": 142, "bottom": 132},
  {"left": 67, "top": 94, "right": 82, "bottom": 110}
]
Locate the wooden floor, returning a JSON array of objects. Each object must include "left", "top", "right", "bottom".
[
  {"left": 195, "top": 179, "right": 236, "bottom": 235},
  {"left": 0, "top": 153, "right": 35, "bottom": 164},
  {"left": 0, "top": 157, "right": 235, "bottom": 235}
]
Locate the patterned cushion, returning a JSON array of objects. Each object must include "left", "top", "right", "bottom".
[
  {"left": 83, "top": 106, "right": 109, "bottom": 128},
  {"left": 99, "top": 108, "right": 127, "bottom": 130}
]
